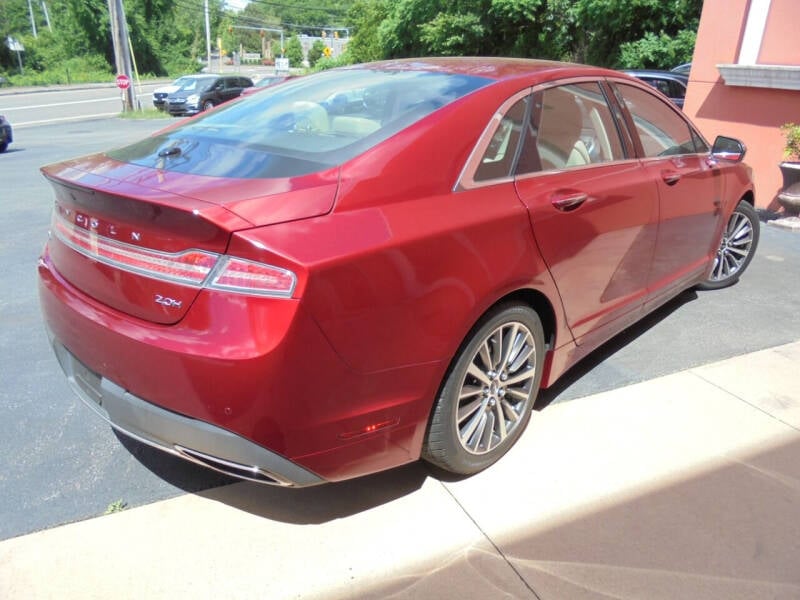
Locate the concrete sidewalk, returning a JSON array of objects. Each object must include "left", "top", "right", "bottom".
[{"left": 2, "top": 342, "right": 799, "bottom": 599}]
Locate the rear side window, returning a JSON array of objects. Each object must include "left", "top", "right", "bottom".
[
  {"left": 614, "top": 83, "right": 696, "bottom": 157},
  {"left": 474, "top": 97, "right": 528, "bottom": 182},
  {"left": 516, "top": 82, "right": 625, "bottom": 175}
]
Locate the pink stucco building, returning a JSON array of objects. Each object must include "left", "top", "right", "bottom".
[{"left": 684, "top": 0, "right": 800, "bottom": 211}]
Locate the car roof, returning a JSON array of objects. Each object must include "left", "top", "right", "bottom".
[{"left": 350, "top": 57, "right": 626, "bottom": 83}]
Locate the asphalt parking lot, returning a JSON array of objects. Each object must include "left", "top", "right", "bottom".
[{"left": 1, "top": 117, "right": 799, "bottom": 544}]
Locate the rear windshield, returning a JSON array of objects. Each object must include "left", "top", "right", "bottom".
[{"left": 109, "top": 68, "right": 491, "bottom": 178}]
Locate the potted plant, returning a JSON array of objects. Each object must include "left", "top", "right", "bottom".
[
  {"left": 780, "top": 123, "right": 800, "bottom": 186},
  {"left": 778, "top": 123, "right": 800, "bottom": 215}
]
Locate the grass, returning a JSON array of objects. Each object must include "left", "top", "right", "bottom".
[
  {"left": 119, "top": 108, "right": 173, "bottom": 120},
  {"left": 104, "top": 499, "right": 128, "bottom": 514}
]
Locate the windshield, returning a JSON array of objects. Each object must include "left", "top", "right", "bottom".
[
  {"left": 109, "top": 68, "right": 491, "bottom": 178},
  {"left": 176, "top": 77, "right": 214, "bottom": 92}
]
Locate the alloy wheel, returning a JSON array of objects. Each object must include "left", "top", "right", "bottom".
[
  {"left": 708, "top": 208, "right": 755, "bottom": 282},
  {"left": 455, "top": 321, "right": 537, "bottom": 455}
]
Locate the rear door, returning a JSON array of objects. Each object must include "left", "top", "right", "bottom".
[
  {"left": 513, "top": 81, "right": 660, "bottom": 343},
  {"left": 610, "top": 82, "right": 723, "bottom": 308},
  {"left": 222, "top": 77, "right": 243, "bottom": 102}
]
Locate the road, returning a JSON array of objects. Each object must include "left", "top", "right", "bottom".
[
  {"left": 0, "top": 81, "right": 168, "bottom": 126},
  {"left": 0, "top": 64, "right": 273, "bottom": 126},
  {"left": 1, "top": 97, "right": 799, "bottom": 542}
]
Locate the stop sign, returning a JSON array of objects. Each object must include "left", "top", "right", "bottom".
[{"left": 115, "top": 74, "right": 130, "bottom": 90}]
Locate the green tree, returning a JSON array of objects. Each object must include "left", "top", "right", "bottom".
[
  {"left": 571, "top": 0, "right": 701, "bottom": 67},
  {"left": 285, "top": 34, "right": 304, "bottom": 67},
  {"left": 346, "top": 0, "right": 389, "bottom": 63},
  {"left": 419, "top": 12, "right": 485, "bottom": 56},
  {"left": 307, "top": 39, "right": 326, "bottom": 67}
]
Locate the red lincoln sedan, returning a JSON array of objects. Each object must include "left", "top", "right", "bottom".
[{"left": 38, "top": 58, "right": 758, "bottom": 486}]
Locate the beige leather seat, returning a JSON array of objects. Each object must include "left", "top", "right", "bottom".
[{"left": 292, "top": 101, "right": 329, "bottom": 132}]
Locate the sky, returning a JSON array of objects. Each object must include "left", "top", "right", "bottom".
[{"left": 225, "top": 0, "right": 249, "bottom": 11}]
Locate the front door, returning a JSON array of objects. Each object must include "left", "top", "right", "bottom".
[{"left": 611, "top": 83, "right": 723, "bottom": 307}]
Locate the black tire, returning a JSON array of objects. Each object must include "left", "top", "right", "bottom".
[
  {"left": 202, "top": 100, "right": 215, "bottom": 112},
  {"left": 0, "top": 141, "right": 7, "bottom": 153},
  {"left": 698, "top": 200, "right": 760, "bottom": 290},
  {"left": 423, "top": 303, "right": 545, "bottom": 475}
]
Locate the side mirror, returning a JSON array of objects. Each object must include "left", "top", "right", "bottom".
[{"left": 711, "top": 136, "right": 746, "bottom": 162}]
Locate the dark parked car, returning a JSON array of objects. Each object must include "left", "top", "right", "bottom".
[
  {"left": 0, "top": 114, "right": 12, "bottom": 152},
  {"left": 672, "top": 62, "right": 692, "bottom": 75},
  {"left": 163, "top": 74, "right": 253, "bottom": 116},
  {"left": 623, "top": 69, "right": 688, "bottom": 108},
  {"left": 39, "top": 58, "right": 758, "bottom": 487}
]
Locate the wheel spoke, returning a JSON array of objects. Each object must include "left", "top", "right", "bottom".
[
  {"left": 457, "top": 397, "right": 484, "bottom": 424},
  {"left": 489, "top": 330, "right": 503, "bottom": 370},
  {"left": 501, "top": 398, "right": 520, "bottom": 422},
  {"left": 508, "top": 335, "right": 534, "bottom": 372},
  {"left": 479, "top": 412, "right": 495, "bottom": 450},
  {"left": 467, "top": 362, "right": 492, "bottom": 386},
  {"left": 461, "top": 409, "right": 485, "bottom": 448},
  {"left": 727, "top": 246, "right": 748, "bottom": 259},
  {"left": 729, "top": 215, "right": 749, "bottom": 239},
  {"left": 505, "top": 365, "right": 536, "bottom": 386},
  {"left": 478, "top": 340, "right": 493, "bottom": 374},
  {"left": 506, "top": 387, "right": 530, "bottom": 401},
  {"left": 494, "top": 403, "right": 507, "bottom": 442},
  {"left": 459, "top": 384, "right": 483, "bottom": 400},
  {"left": 500, "top": 324, "right": 519, "bottom": 371}
]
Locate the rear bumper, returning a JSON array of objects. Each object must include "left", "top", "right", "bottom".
[
  {"left": 38, "top": 244, "right": 435, "bottom": 483},
  {"left": 51, "top": 338, "right": 324, "bottom": 487}
]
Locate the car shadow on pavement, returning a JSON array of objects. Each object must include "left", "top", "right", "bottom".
[
  {"left": 536, "top": 287, "right": 699, "bottom": 410},
  {"left": 199, "top": 463, "right": 431, "bottom": 525},
  {"left": 117, "top": 287, "right": 700, "bottom": 524},
  {"left": 117, "top": 430, "right": 430, "bottom": 524}
]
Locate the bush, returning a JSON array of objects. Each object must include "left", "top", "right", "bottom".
[
  {"left": 7, "top": 55, "right": 112, "bottom": 86},
  {"left": 781, "top": 123, "right": 800, "bottom": 162},
  {"left": 311, "top": 54, "right": 354, "bottom": 72},
  {"left": 162, "top": 57, "right": 203, "bottom": 78}
]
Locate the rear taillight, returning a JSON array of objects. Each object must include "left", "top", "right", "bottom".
[
  {"left": 209, "top": 257, "right": 296, "bottom": 297},
  {"left": 52, "top": 211, "right": 296, "bottom": 297}
]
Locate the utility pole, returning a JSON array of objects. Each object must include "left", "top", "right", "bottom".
[
  {"left": 106, "top": 0, "right": 135, "bottom": 111},
  {"left": 41, "top": 1, "right": 53, "bottom": 32},
  {"left": 204, "top": 0, "right": 211, "bottom": 71},
  {"left": 27, "top": 0, "right": 38, "bottom": 37}
]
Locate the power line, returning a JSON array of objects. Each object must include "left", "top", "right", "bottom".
[{"left": 225, "top": 0, "right": 350, "bottom": 17}]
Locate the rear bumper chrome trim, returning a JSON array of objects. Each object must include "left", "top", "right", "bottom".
[{"left": 51, "top": 339, "right": 324, "bottom": 488}]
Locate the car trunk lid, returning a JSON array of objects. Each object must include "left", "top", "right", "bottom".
[{"left": 42, "top": 154, "right": 338, "bottom": 324}]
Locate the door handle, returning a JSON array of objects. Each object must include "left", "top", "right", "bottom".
[
  {"left": 551, "top": 192, "right": 588, "bottom": 211},
  {"left": 661, "top": 170, "right": 681, "bottom": 185}
]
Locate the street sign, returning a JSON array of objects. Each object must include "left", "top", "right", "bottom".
[
  {"left": 275, "top": 57, "right": 289, "bottom": 73},
  {"left": 5, "top": 36, "right": 24, "bottom": 52},
  {"left": 115, "top": 74, "right": 130, "bottom": 90}
]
